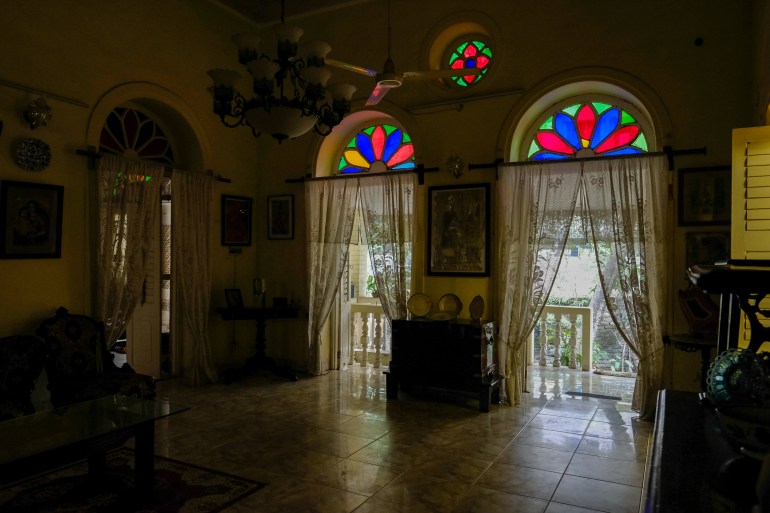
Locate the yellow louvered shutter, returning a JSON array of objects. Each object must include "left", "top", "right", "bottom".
[{"left": 731, "top": 126, "right": 770, "bottom": 351}]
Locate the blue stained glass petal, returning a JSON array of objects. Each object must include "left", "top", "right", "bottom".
[
  {"left": 382, "top": 130, "right": 402, "bottom": 162},
  {"left": 392, "top": 162, "right": 415, "bottom": 169},
  {"left": 601, "top": 147, "right": 641, "bottom": 156},
  {"left": 357, "top": 133, "right": 375, "bottom": 162},
  {"left": 554, "top": 113, "right": 580, "bottom": 150},
  {"left": 341, "top": 167, "right": 365, "bottom": 174},
  {"left": 590, "top": 108, "right": 620, "bottom": 148},
  {"left": 534, "top": 153, "right": 569, "bottom": 160}
]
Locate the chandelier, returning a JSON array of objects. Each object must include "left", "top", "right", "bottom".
[{"left": 207, "top": 5, "right": 356, "bottom": 143}]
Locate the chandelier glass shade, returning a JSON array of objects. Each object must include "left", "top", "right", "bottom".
[{"left": 208, "top": 26, "right": 356, "bottom": 142}]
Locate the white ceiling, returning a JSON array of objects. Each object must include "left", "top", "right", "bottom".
[{"left": 212, "top": 0, "right": 378, "bottom": 27}]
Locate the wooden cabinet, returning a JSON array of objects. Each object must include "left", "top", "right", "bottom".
[{"left": 385, "top": 319, "right": 503, "bottom": 412}]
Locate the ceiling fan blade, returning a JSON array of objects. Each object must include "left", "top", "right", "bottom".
[
  {"left": 402, "top": 68, "right": 483, "bottom": 80},
  {"left": 326, "top": 58, "right": 377, "bottom": 77},
  {"left": 365, "top": 84, "right": 393, "bottom": 106}
]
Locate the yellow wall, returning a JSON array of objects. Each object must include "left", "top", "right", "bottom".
[{"left": 1, "top": 0, "right": 768, "bottom": 382}]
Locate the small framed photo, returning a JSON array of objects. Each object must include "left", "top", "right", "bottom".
[
  {"left": 427, "top": 183, "right": 490, "bottom": 276},
  {"left": 268, "top": 195, "right": 294, "bottom": 240},
  {"left": 221, "top": 195, "right": 252, "bottom": 246},
  {"left": 678, "top": 166, "right": 731, "bottom": 226},
  {"left": 0, "top": 180, "right": 64, "bottom": 259},
  {"left": 686, "top": 231, "right": 730, "bottom": 269},
  {"left": 224, "top": 288, "right": 244, "bottom": 309}
]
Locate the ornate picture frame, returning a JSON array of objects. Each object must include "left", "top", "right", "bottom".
[
  {"left": 221, "top": 195, "right": 252, "bottom": 246},
  {"left": 678, "top": 166, "right": 731, "bottom": 226},
  {"left": 267, "top": 194, "right": 294, "bottom": 240},
  {"left": 0, "top": 180, "right": 64, "bottom": 259},
  {"left": 427, "top": 183, "right": 490, "bottom": 276}
]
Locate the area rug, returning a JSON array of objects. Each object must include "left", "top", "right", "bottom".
[{"left": 0, "top": 448, "right": 266, "bottom": 513}]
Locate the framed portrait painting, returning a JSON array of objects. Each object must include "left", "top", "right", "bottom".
[
  {"left": 0, "top": 180, "right": 63, "bottom": 259},
  {"left": 678, "top": 166, "right": 731, "bottom": 226},
  {"left": 268, "top": 195, "right": 294, "bottom": 240},
  {"left": 221, "top": 195, "right": 252, "bottom": 246},
  {"left": 427, "top": 183, "right": 490, "bottom": 276}
]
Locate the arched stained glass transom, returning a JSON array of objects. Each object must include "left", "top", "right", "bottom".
[
  {"left": 337, "top": 124, "right": 415, "bottom": 174},
  {"left": 448, "top": 39, "right": 492, "bottom": 87},
  {"left": 526, "top": 100, "right": 649, "bottom": 161},
  {"left": 100, "top": 107, "right": 175, "bottom": 165}
]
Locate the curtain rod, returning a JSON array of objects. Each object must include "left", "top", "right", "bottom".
[
  {"left": 75, "top": 148, "right": 232, "bottom": 183},
  {"left": 285, "top": 164, "right": 439, "bottom": 186},
  {"left": 469, "top": 146, "right": 707, "bottom": 172}
]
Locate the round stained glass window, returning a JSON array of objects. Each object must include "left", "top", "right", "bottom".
[{"left": 448, "top": 39, "right": 492, "bottom": 87}]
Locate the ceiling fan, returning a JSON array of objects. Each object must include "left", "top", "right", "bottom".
[{"left": 325, "top": 1, "right": 482, "bottom": 106}]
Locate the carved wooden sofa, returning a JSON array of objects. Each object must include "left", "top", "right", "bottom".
[
  {"left": 36, "top": 307, "right": 156, "bottom": 408},
  {"left": 0, "top": 335, "right": 49, "bottom": 421}
]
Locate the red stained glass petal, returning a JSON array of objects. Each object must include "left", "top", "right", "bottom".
[
  {"left": 451, "top": 59, "right": 464, "bottom": 70},
  {"left": 576, "top": 105, "right": 595, "bottom": 141},
  {"left": 476, "top": 56, "right": 490, "bottom": 68},
  {"left": 385, "top": 144, "right": 414, "bottom": 167},
  {"left": 536, "top": 132, "right": 576, "bottom": 155},
  {"left": 124, "top": 109, "right": 140, "bottom": 148},
  {"left": 371, "top": 125, "right": 385, "bottom": 161},
  {"left": 463, "top": 45, "right": 478, "bottom": 58},
  {"left": 594, "top": 125, "right": 640, "bottom": 153},
  {"left": 464, "top": 75, "right": 477, "bottom": 84}
]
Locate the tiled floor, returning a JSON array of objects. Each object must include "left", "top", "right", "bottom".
[{"left": 151, "top": 363, "right": 649, "bottom": 513}]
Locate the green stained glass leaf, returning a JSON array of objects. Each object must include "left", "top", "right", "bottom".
[
  {"left": 482, "top": 47, "right": 492, "bottom": 57},
  {"left": 528, "top": 140, "right": 540, "bottom": 158},
  {"left": 593, "top": 102, "right": 612, "bottom": 114},
  {"left": 384, "top": 124, "right": 398, "bottom": 135},
  {"left": 346, "top": 139, "right": 357, "bottom": 149},
  {"left": 562, "top": 104, "right": 580, "bottom": 116},
  {"left": 540, "top": 116, "right": 554, "bottom": 130},
  {"left": 402, "top": 132, "right": 412, "bottom": 143},
  {"left": 337, "top": 158, "right": 347, "bottom": 171},
  {"left": 363, "top": 126, "right": 375, "bottom": 136},
  {"left": 632, "top": 133, "right": 648, "bottom": 151},
  {"left": 621, "top": 111, "right": 637, "bottom": 124}
]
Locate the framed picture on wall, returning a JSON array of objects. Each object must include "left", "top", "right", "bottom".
[
  {"left": 686, "top": 231, "right": 730, "bottom": 269},
  {"left": 427, "top": 183, "right": 490, "bottom": 276},
  {"left": 678, "top": 166, "right": 731, "bottom": 226},
  {"left": 224, "top": 288, "right": 244, "bottom": 309},
  {"left": 221, "top": 195, "right": 252, "bottom": 246},
  {"left": 0, "top": 180, "right": 64, "bottom": 259},
  {"left": 268, "top": 194, "right": 294, "bottom": 240}
]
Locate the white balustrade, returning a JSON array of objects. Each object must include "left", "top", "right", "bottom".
[
  {"left": 530, "top": 305, "right": 592, "bottom": 371},
  {"left": 349, "top": 302, "right": 391, "bottom": 368}
]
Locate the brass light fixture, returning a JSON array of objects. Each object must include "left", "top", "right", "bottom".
[{"left": 207, "top": 1, "right": 355, "bottom": 142}]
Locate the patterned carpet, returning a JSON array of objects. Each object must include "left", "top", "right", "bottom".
[{"left": 0, "top": 448, "right": 266, "bottom": 513}]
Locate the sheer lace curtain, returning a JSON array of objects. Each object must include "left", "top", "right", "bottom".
[
  {"left": 173, "top": 171, "right": 218, "bottom": 385},
  {"left": 496, "top": 156, "right": 668, "bottom": 419},
  {"left": 96, "top": 155, "right": 164, "bottom": 358},
  {"left": 305, "top": 179, "right": 359, "bottom": 375},
  {"left": 359, "top": 173, "right": 416, "bottom": 320},
  {"left": 496, "top": 161, "right": 582, "bottom": 405},
  {"left": 580, "top": 155, "right": 668, "bottom": 420}
]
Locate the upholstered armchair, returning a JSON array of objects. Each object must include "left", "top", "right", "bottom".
[
  {"left": 0, "top": 335, "right": 49, "bottom": 421},
  {"left": 36, "top": 307, "right": 156, "bottom": 408}
]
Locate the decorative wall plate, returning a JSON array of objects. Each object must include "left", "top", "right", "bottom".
[
  {"left": 469, "top": 295, "right": 485, "bottom": 321},
  {"left": 438, "top": 293, "right": 463, "bottom": 317},
  {"left": 407, "top": 293, "right": 432, "bottom": 317},
  {"left": 706, "top": 348, "right": 765, "bottom": 405},
  {"left": 15, "top": 137, "right": 51, "bottom": 171}
]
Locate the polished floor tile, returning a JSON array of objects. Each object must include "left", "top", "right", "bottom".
[{"left": 143, "top": 364, "right": 646, "bottom": 513}]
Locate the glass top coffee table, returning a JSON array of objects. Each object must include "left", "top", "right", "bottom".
[{"left": 0, "top": 395, "right": 189, "bottom": 492}]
